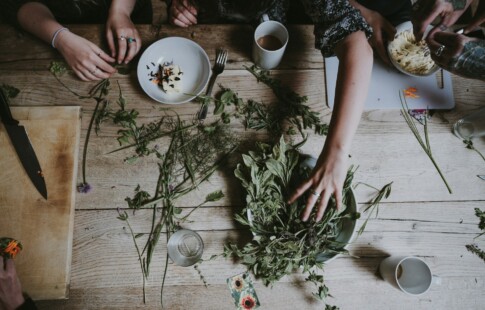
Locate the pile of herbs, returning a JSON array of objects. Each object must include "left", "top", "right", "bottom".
[{"left": 224, "top": 137, "right": 359, "bottom": 305}]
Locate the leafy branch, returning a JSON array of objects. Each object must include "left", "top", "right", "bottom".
[
  {"left": 355, "top": 182, "right": 393, "bottom": 235},
  {"left": 463, "top": 139, "right": 485, "bottom": 163}
]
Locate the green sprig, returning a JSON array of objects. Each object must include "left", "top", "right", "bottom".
[{"left": 400, "top": 91, "right": 452, "bottom": 194}]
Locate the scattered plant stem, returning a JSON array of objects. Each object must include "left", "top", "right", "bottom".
[{"left": 400, "top": 91, "right": 452, "bottom": 194}]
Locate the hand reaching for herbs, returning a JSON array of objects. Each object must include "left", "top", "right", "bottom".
[
  {"left": 169, "top": 0, "right": 198, "bottom": 27},
  {"left": 288, "top": 147, "right": 349, "bottom": 222},
  {"left": 14, "top": 0, "right": 142, "bottom": 81}
]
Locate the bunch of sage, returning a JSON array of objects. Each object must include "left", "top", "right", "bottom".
[{"left": 224, "top": 137, "right": 359, "bottom": 307}]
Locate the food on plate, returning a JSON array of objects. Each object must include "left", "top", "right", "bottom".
[
  {"left": 388, "top": 30, "right": 437, "bottom": 76},
  {"left": 159, "top": 62, "right": 183, "bottom": 94},
  {"left": 0, "top": 237, "right": 23, "bottom": 259}
]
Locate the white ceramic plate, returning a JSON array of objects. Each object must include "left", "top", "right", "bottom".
[
  {"left": 387, "top": 21, "right": 439, "bottom": 77},
  {"left": 137, "top": 37, "right": 210, "bottom": 104}
]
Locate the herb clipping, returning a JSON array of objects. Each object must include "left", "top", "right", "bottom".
[
  {"left": 50, "top": 61, "right": 111, "bottom": 193},
  {"left": 400, "top": 91, "right": 452, "bottom": 194},
  {"left": 466, "top": 208, "right": 485, "bottom": 263}
]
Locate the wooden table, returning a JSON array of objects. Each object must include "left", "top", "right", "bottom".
[{"left": 1, "top": 24, "right": 484, "bottom": 310}]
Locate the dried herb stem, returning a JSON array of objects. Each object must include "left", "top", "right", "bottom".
[{"left": 400, "top": 92, "right": 452, "bottom": 194}]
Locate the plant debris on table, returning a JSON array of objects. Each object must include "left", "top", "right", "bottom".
[
  {"left": 223, "top": 137, "right": 360, "bottom": 308},
  {"left": 466, "top": 208, "right": 485, "bottom": 263}
]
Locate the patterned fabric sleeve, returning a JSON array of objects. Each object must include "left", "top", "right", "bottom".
[{"left": 300, "top": 0, "right": 372, "bottom": 57}]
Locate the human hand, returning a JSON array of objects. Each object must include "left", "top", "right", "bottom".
[
  {"left": 106, "top": 10, "right": 142, "bottom": 64},
  {"left": 427, "top": 31, "right": 485, "bottom": 80},
  {"left": 462, "top": 7, "right": 485, "bottom": 34},
  {"left": 412, "top": 0, "right": 471, "bottom": 41},
  {"left": 169, "top": 0, "right": 198, "bottom": 27},
  {"left": 0, "top": 257, "right": 24, "bottom": 310},
  {"left": 360, "top": 7, "right": 396, "bottom": 65},
  {"left": 288, "top": 149, "right": 348, "bottom": 222},
  {"left": 56, "top": 31, "right": 117, "bottom": 81}
]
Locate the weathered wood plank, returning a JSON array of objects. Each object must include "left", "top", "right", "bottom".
[
  {"left": 34, "top": 277, "right": 485, "bottom": 310},
  {"left": 62, "top": 204, "right": 485, "bottom": 291}
]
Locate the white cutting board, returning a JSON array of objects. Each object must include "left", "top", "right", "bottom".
[{"left": 325, "top": 56, "right": 454, "bottom": 110}]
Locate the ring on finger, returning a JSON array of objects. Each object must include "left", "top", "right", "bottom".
[
  {"left": 119, "top": 35, "right": 126, "bottom": 41},
  {"left": 90, "top": 67, "right": 98, "bottom": 75},
  {"left": 127, "top": 37, "right": 136, "bottom": 44},
  {"left": 310, "top": 189, "right": 321, "bottom": 198},
  {"left": 435, "top": 45, "right": 445, "bottom": 57}
]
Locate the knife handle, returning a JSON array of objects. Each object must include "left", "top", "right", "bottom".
[{"left": 0, "top": 88, "right": 19, "bottom": 126}]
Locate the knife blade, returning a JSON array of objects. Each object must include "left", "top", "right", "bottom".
[
  {"left": 478, "top": 175, "right": 485, "bottom": 181},
  {"left": 0, "top": 89, "right": 47, "bottom": 199}
]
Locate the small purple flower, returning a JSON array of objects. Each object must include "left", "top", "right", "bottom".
[
  {"left": 77, "top": 182, "right": 92, "bottom": 194},
  {"left": 409, "top": 109, "right": 430, "bottom": 125},
  {"left": 169, "top": 184, "right": 174, "bottom": 193}
]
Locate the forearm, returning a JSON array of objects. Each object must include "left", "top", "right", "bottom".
[
  {"left": 324, "top": 31, "right": 373, "bottom": 156},
  {"left": 450, "top": 40, "right": 485, "bottom": 80},
  {"left": 109, "top": 0, "right": 137, "bottom": 17},
  {"left": 17, "top": 3, "right": 65, "bottom": 45}
]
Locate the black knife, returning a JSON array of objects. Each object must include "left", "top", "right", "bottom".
[{"left": 0, "top": 89, "right": 47, "bottom": 199}]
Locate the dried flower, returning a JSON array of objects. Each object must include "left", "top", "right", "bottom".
[
  {"left": 77, "top": 182, "right": 92, "bottom": 194},
  {"left": 1, "top": 238, "right": 23, "bottom": 259}
]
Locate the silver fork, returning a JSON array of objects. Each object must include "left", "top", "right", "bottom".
[{"left": 198, "top": 48, "right": 228, "bottom": 120}]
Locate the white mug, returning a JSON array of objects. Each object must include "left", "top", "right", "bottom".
[
  {"left": 252, "top": 14, "right": 288, "bottom": 70},
  {"left": 379, "top": 256, "right": 441, "bottom": 295}
]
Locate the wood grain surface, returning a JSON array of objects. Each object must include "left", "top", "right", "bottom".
[
  {"left": 0, "top": 24, "right": 484, "bottom": 310},
  {"left": 0, "top": 106, "right": 81, "bottom": 300}
]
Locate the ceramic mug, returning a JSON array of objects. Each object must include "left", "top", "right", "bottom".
[
  {"left": 379, "top": 256, "right": 441, "bottom": 295},
  {"left": 252, "top": 14, "right": 289, "bottom": 70}
]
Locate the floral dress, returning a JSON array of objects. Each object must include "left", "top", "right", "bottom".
[{"left": 167, "top": 0, "right": 373, "bottom": 57}]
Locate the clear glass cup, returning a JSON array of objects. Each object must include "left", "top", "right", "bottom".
[
  {"left": 167, "top": 229, "right": 204, "bottom": 267},
  {"left": 452, "top": 107, "right": 485, "bottom": 140}
]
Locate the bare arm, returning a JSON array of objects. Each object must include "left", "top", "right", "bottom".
[
  {"left": 289, "top": 30, "right": 373, "bottom": 221},
  {"left": 17, "top": 2, "right": 116, "bottom": 81}
]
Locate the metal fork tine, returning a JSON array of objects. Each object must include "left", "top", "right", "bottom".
[
  {"left": 221, "top": 51, "right": 228, "bottom": 66},
  {"left": 198, "top": 48, "right": 228, "bottom": 120}
]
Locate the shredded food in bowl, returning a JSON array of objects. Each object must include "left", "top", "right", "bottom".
[{"left": 389, "top": 30, "right": 437, "bottom": 75}]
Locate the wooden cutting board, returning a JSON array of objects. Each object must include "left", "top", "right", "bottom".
[{"left": 0, "top": 106, "right": 81, "bottom": 300}]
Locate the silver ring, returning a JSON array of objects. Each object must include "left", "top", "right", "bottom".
[
  {"left": 90, "top": 67, "right": 98, "bottom": 75},
  {"left": 435, "top": 45, "right": 445, "bottom": 57},
  {"left": 311, "top": 190, "right": 320, "bottom": 198},
  {"left": 119, "top": 35, "right": 126, "bottom": 41}
]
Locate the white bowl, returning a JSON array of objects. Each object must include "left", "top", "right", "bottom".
[
  {"left": 137, "top": 37, "right": 211, "bottom": 104},
  {"left": 246, "top": 155, "right": 358, "bottom": 264},
  {"left": 387, "top": 21, "right": 439, "bottom": 77}
]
